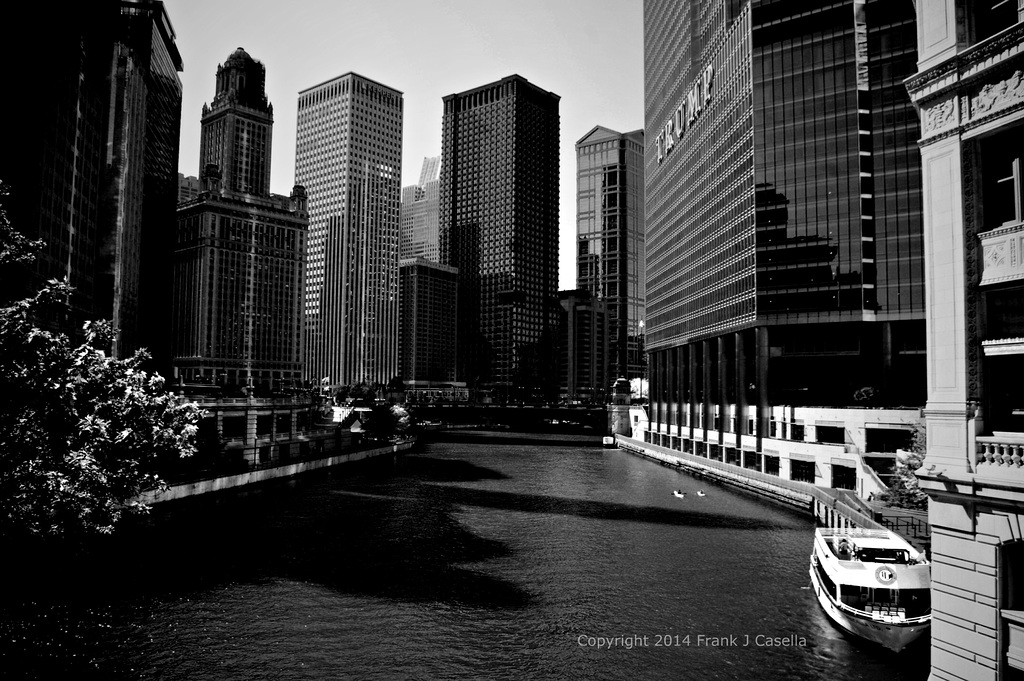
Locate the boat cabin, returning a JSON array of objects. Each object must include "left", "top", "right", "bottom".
[
  {"left": 827, "top": 534, "right": 923, "bottom": 565},
  {"left": 814, "top": 529, "right": 931, "bottom": 623}
]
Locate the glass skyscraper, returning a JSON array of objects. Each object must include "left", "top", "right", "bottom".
[
  {"left": 400, "top": 156, "right": 441, "bottom": 262},
  {"left": 295, "top": 73, "right": 403, "bottom": 388},
  {"left": 644, "top": 0, "right": 924, "bottom": 473},
  {"left": 439, "top": 75, "right": 560, "bottom": 400},
  {"left": 0, "top": 0, "right": 183, "bottom": 371},
  {"left": 575, "top": 126, "right": 646, "bottom": 383}
]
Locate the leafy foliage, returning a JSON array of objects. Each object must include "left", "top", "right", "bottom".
[
  {"left": 878, "top": 425, "right": 928, "bottom": 511},
  {"left": 362, "top": 404, "right": 410, "bottom": 442},
  {"left": 0, "top": 185, "right": 202, "bottom": 539}
]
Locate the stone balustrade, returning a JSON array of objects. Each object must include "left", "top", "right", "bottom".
[{"left": 976, "top": 432, "right": 1024, "bottom": 472}]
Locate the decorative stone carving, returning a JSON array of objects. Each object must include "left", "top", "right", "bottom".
[
  {"left": 971, "top": 69, "right": 1024, "bottom": 120},
  {"left": 963, "top": 148, "right": 981, "bottom": 402},
  {"left": 922, "top": 97, "right": 956, "bottom": 135},
  {"left": 980, "top": 223, "right": 1024, "bottom": 286}
]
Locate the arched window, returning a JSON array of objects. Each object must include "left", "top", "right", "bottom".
[{"left": 1001, "top": 540, "right": 1024, "bottom": 678}]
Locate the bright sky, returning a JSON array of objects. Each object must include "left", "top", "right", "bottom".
[{"left": 165, "top": 0, "right": 644, "bottom": 291}]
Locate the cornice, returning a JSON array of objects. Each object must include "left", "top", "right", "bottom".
[{"left": 907, "top": 22, "right": 1024, "bottom": 101}]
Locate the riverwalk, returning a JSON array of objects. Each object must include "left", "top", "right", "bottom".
[
  {"left": 614, "top": 434, "right": 930, "bottom": 553},
  {"left": 138, "top": 439, "right": 415, "bottom": 505}
]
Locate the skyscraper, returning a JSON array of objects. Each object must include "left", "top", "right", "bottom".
[
  {"left": 0, "top": 0, "right": 182, "bottom": 371},
  {"left": 400, "top": 156, "right": 441, "bottom": 261},
  {"left": 557, "top": 289, "right": 612, "bottom": 403},
  {"left": 399, "top": 257, "right": 457, "bottom": 383},
  {"left": 643, "top": 0, "right": 925, "bottom": 488},
  {"left": 906, "top": 3, "right": 1024, "bottom": 679},
  {"left": 295, "top": 73, "right": 403, "bottom": 388},
  {"left": 439, "top": 75, "right": 560, "bottom": 400},
  {"left": 575, "top": 125, "right": 645, "bottom": 382},
  {"left": 171, "top": 48, "right": 308, "bottom": 390},
  {"left": 198, "top": 48, "right": 274, "bottom": 197}
]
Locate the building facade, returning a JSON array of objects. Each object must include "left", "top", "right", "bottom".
[
  {"left": 576, "top": 125, "right": 646, "bottom": 382},
  {"left": 172, "top": 48, "right": 308, "bottom": 391},
  {"left": 178, "top": 173, "right": 200, "bottom": 204},
  {"left": 557, "top": 289, "right": 612, "bottom": 403},
  {"left": 0, "top": 0, "right": 182, "bottom": 371},
  {"left": 198, "top": 47, "right": 274, "bottom": 197},
  {"left": 906, "top": 3, "right": 1024, "bottom": 680},
  {"left": 399, "top": 257, "right": 457, "bottom": 383},
  {"left": 643, "top": 0, "right": 925, "bottom": 495},
  {"left": 295, "top": 73, "right": 403, "bottom": 388},
  {"left": 400, "top": 156, "right": 441, "bottom": 261},
  {"left": 439, "top": 74, "right": 561, "bottom": 401}
]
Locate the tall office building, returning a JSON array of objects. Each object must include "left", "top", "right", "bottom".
[
  {"left": 643, "top": 0, "right": 925, "bottom": 490},
  {"left": 557, "top": 289, "right": 612, "bottom": 403},
  {"left": 576, "top": 125, "right": 646, "bottom": 382},
  {"left": 178, "top": 173, "right": 200, "bottom": 204},
  {"left": 295, "top": 73, "right": 403, "bottom": 387},
  {"left": 399, "top": 257, "right": 458, "bottom": 383},
  {"left": 400, "top": 156, "right": 441, "bottom": 261},
  {"left": 171, "top": 48, "right": 308, "bottom": 390},
  {"left": 0, "top": 0, "right": 182, "bottom": 371},
  {"left": 439, "top": 75, "right": 560, "bottom": 400},
  {"left": 906, "top": 4, "right": 1024, "bottom": 680}
]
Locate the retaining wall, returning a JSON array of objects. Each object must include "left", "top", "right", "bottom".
[{"left": 139, "top": 440, "right": 414, "bottom": 505}]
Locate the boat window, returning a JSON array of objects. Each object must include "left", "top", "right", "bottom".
[{"left": 857, "top": 548, "right": 909, "bottom": 563}]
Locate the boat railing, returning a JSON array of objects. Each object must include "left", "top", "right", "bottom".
[{"left": 833, "top": 598, "right": 930, "bottom": 625}]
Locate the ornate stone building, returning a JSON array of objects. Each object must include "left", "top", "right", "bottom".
[
  {"left": 172, "top": 49, "right": 308, "bottom": 390},
  {"left": 906, "top": 3, "right": 1024, "bottom": 680}
]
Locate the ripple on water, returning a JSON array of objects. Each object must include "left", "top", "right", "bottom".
[{"left": 0, "top": 434, "right": 929, "bottom": 680}]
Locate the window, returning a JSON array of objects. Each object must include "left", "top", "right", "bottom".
[
  {"left": 790, "top": 459, "right": 816, "bottom": 483},
  {"left": 816, "top": 425, "right": 846, "bottom": 445},
  {"left": 983, "top": 131, "right": 1024, "bottom": 228},
  {"left": 865, "top": 427, "right": 914, "bottom": 453},
  {"left": 975, "top": 0, "right": 1024, "bottom": 43},
  {"left": 1001, "top": 541, "right": 1024, "bottom": 678},
  {"left": 831, "top": 464, "right": 856, "bottom": 490},
  {"left": 222, "top": 416, "right": 246, "bottom": 439}
]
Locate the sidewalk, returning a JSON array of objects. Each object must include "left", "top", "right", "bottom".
[{"left": 868, "top": 500, "right": 931, "bottom": 554}]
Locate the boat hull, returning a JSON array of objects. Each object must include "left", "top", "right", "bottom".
[{"left": 809, "top": 562, "right": 929, "bottom": 652}]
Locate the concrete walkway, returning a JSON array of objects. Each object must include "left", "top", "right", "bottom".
[{"left": 868, "top": 501, "right": 931, "bottom": 554}]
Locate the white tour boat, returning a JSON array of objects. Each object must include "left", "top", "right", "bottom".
[{"left": 809, "top": 527, "right": 930, "bottom": 652}]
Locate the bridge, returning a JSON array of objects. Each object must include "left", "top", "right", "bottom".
[{"left": 405, "top": 402, "right": 609, "bottom": 431}]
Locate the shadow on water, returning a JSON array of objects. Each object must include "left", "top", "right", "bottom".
[
  {"left": 427, "top": 430, "right": 604, "bottom": 448},
  {"left": 397, "top": 455, "right": 790, "bottom": 531},
  {"left": 408, "top": 484, "right": 786, "bottom": 530},
  {"left": 399, "top": 455, "right": 511, "bottom": 482},
  {"left": 3, "top": 460, "right": 533, "bottom": 617}
]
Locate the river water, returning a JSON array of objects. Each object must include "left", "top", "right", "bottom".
[{"left": 2, "top": 432, "right": 929, "bottom": 680}]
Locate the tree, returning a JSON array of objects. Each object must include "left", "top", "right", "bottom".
[
  {"left": 362, "top": 403, "right": 410, "bottom": 442},
  {"left": 347, "top": 382, "right": 377, "bottom": 406},
  {"left": 0, "top": 184, "right": 202, "bottom": 539},
  {"left": 878, "top": 424, "right": 928, "bottom": 511}
]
